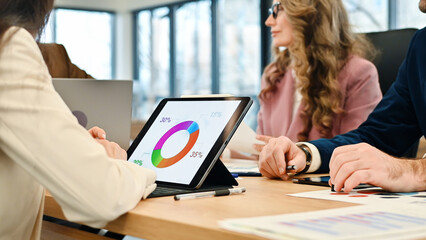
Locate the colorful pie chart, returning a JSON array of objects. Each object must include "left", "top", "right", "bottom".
[{"left": 152, "top": 121, "right": 200, "bottom": 168}]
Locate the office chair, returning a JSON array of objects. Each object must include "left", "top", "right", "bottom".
[
  {"left": 366, "top": 28, "right": 417, "bottom": 94},
  {"left": 366, "top": 28, "right": 419, "bottom": 158}
]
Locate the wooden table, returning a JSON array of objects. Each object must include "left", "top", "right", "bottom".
[{"left": 44, "top": 177, "right": 357, "bottom": 240}]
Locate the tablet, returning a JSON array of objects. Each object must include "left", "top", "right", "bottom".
[
  {"left": 293, "top": 176, "right": 374, "bottom": 189},
  {"left": 127, "top": 97, "right": 252, "bottom": 189}
]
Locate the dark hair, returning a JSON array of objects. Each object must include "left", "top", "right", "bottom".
[{"left": 0, "top": 0, "right": 54, "bottom": 44}]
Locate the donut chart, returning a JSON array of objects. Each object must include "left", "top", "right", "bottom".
[{"left": 152, "top": 121, "right": 200, "bottom": 168}]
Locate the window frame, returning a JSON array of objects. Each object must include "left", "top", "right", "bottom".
[{"left": 132, "top": 0, "right": 269, "bottom": 96}]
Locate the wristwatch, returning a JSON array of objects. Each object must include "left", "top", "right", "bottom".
[{"left": 296, "top": 143, "right": 312, "bottom": 173}]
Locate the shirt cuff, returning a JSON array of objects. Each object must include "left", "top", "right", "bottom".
[{"left": 298, "top": 142, "right": 321, "bottom": 173}]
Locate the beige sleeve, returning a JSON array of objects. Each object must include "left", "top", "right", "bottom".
[{"left": 0, "top": 27, "right": 155, "bottom": 228}]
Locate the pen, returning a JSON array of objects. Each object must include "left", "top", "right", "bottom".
[
  {"left": 174, "top": 187, "right": 246, "bottom": 201},
  {"left": 286, "top": 165, "right": 297, "bottom": 171},
  {"left": 233, "top": 172, "right": 261, "bottom": 176}
]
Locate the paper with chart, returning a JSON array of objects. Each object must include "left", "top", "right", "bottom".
[
  {"left": 181, "top": 94, "right": 263, "bottom": 155},
  {"left": 226, "top": 121, "right": 264, "bottom": 155},
  {"left": 288, "top": 187, "right": 426, "bottom": 205},
  {"left": 219, "top": 202, "right": 426, "bottom": 240},
  {"left": 223, "top": 159, "right": 260, "bottom": 174}
]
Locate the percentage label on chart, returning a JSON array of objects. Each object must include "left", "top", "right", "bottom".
[
  {"left": 134, "top": 160, "right": 143, "bottom": 166},
  {"left": 210, "top": 112, "right": 222, "bottom": 118},
  {"left": 160, "top": 117, "right": 171, "bottom": 123},
  {"left": 189, "top": 151, "right": 203, "bottom": 158}
]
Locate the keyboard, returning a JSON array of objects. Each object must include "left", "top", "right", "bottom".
[
  {"left": 148, "top": 185, "right": 195, "bottom": 198},
  {"left": 148, "top": 185, "right": 229, "bottom": 198}
]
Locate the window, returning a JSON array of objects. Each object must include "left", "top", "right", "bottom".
[
  {"left": 343, "top": 0, "right": 426, "bottom": 32},
  {"left": 134, "top": 0, "right": 262, "bottom": 128},
  {"left": 42, "top": 8, "right": 115, "bottom": 79},
  {"left": 135, "top": 8, "right": 170, "bottom": 120},
  {"left": 176, "top": 1, "right": 212, "bottom": 96},
  {"left": 396, "top": 0, "right": 426, "bottom": 29},
  {"left": 343, "top": 0, "right": 388, "bottom": 32},
  {"left": 217, "top": 0, "right": 261, "bottom": 127}
]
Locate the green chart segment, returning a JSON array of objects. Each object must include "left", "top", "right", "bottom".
[{"left": 152, "top": 121, "right": 199, "bottom": 168}]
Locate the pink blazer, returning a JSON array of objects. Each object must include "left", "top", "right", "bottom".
[{"left": 257, "top": 56, "right": 382, "bottom": 141}]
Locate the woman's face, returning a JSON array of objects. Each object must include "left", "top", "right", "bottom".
[{"left": 265, "top": 1, "right": 294, "bottom": 47}]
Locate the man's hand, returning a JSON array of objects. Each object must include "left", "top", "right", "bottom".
[
  {"left": 258, "top": 136, "right": 306, "bottom": 180},
  {"left": 253, "top": 135, "right": 271, "bottom": 153},
  {"left": 329, "top": 143, "right": 426, "bottom": 192}
]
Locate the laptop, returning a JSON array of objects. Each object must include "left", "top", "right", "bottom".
[
  {"left": 127, "top": 97, "right": 253, "bottom": 198},
  {"left": 52, "top": 78, "right": 133, "bottom": 150}
]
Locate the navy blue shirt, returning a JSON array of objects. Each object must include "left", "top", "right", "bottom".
[{"left": 311, "top": 27, "right": 426, "bottom": 173}]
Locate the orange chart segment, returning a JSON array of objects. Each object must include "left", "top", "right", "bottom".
[{"left": 152, "top": 121, "right": 200, "bottom": 168}]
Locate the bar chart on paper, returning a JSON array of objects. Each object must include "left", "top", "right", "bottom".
[
  {"left": 279, "top": 211, "right": 426, "bottom": 237},
  {"left": 219, "top": 203, "right": 426, "bottom": 240}
]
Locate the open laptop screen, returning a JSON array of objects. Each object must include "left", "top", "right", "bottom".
[{"left": 127, "top": 97, "right": 252, "bottom": 188}]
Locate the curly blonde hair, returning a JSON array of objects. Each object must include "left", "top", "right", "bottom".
[{"left": 259, "top": 0, "right": 376, "bottom": 141}]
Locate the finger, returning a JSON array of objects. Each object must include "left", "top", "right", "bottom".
[
  {"left": 329, "top": 144, "right": 360, "bottom": 170},
  {"left": 253, "top": 143, "right": 265, "bottom": 153},
  {"left": 330, "top": 146, "right": 350, "bottom": 178},
  {"left": 119, "top": 147, "right": 127, "bottom": 160},
  {"left": 262, "top": 141, "right": 285, "bottom": 177},
  {"left": 259, "top": 147, "right": 280, "bottom": 178},
  {"left": 287, "top": 144, "right": 307, "bottom": 173},
  {"left": 272, "top": 146, "right": 287, "bottom": 176},
  {"left": 88, "top": 126, "right": 106, "bottom": 139},
  {"left": 333, "top": 159, "right": 368, "bottom": 192},
  {"left": 266, "top": 154, "right": 282, "bottom": 177},
  {"left": 280, "top": 174, "right": 291, "bottom": 181},
  {"left": 259, "top": 162, "right": 276, "bottom": 178},
  {"left": 259, "top": 167, "right": 275, "bottom": 179},
  {"left": 258, "top": 156, "right": 278, "bottom": 178},
  {"left": 341, "top": 169, "right": 371, "bottom": 192},
  {"left": 286, "top": 160, "right": 299, "bottom": 173},
  {"left": 256, "top": 135, "right": 272, "bottom": 144},
  {"left": 330, "top": 148, "right": 360, "bottom": 185},
  {"left": 275, "top": 137, "right": 297, "bottom": 175}
]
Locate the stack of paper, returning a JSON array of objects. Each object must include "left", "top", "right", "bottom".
[{"left": 219, "top": 202, "right": 426, "bottom": 240}]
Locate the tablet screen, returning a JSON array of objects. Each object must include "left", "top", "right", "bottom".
[{"left": 127, "top": 97, "right": 251, "bottom": 187}]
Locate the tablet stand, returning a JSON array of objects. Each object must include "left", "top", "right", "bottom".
[{"left": 200, "top": 158, "right": 238, "bottom": 188}]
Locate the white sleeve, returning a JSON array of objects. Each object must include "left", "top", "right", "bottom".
[{"left": 0, "top": 27, "right": 156, "bottom": 228}]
